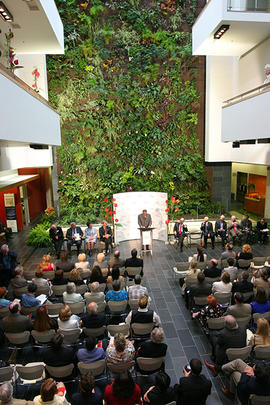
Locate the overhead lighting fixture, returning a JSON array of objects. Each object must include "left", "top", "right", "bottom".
[
  {"left": 0, "top": 2, "right": 13, "bottom": 22},
  {"left": 214, "top": 24, "right": 230, "bottom": 39}
]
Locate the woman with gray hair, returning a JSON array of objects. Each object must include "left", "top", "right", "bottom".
[
  {"left": 264, "top": 64, "right": 270, "bottom": 84},
  {"left": 63, "top": 282, "right": 84, "bottom": 304},
  {"left": 136, "top": 327, "right": 167, "bottom": 372},
  {"left": 0, "top": 381, "right": 30, "bottom": 404}
]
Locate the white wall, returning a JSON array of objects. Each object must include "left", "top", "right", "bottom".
[{"left": 0, "top": 143, "right": 53, "bottom": 171}]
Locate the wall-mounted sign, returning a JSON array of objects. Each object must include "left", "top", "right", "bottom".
[{"left": 4, "top": 194, "right": 17, "bottom": 232}]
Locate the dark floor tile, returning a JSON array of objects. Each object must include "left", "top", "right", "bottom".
[
  {"left": 166, "top": 338, "right": 184, "bottom": 357},
  {"left": 162, "top": 322, "right": 178, "bottom": 338},
  {"left": 171, "top": 314, "right": 187, "bottom": 330},
  {"left": 183, "top": 345, "right": 201, "bottom": 360},
  {"left": 172, "top": 356, "right": 188, "bottom": 378},
  {"left": 157, "top": 309, "right": 173, "bottom": 322}
]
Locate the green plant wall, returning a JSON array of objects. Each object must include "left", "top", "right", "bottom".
[{"left": 48, "top": 0, "right": 216, "bottom": 224}]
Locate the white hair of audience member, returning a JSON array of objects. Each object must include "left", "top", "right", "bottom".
[
  {"left": 90, "top": 282, "right": 100, "bottom": 292},
  {"left": 151, "top": 327, "right": 165, "bottom": 344},
  {"left": 97, "top": 253, "right": 105, "bottom": 263},
  {"left": 14, "top": 265, "right": 23, "bottom": 276},
  {"left": 264, "top": 64, "right": 270, "bottom": 73},
  {"left": 0, "top": 382, "right": 13, "bottom": 403},
  {"left": 88, "top": 302, "right": 98, "bottom": 314},
  {"left": 225, "top": 315, "right": 238, "bottom": 330},
  {"left": 1, "top": 244, "right": 8, "bottom": 252},
  {"left": 66, "top": 282, "right": 76, "bottom": 294}
]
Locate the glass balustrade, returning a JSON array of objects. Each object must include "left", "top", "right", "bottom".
[{"left": 228, "top": 0, "right": 270, "bottom": 11}]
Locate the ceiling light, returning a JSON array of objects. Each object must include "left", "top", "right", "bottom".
[
  {"left": 214, "top": 24, "right": 230, "bottom": 39},
  {"left": 0, "top": 2, "right": 13, "bottom": 22}
]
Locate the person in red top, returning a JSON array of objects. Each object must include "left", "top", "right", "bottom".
[
  {"left": 40, "top": 255, "right": 55, "bottom": 272},
  {"left": 104, "top": 371, "right": 142, "bottom": 405}
]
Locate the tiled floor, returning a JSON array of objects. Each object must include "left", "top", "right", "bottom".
[{"left": 7, "top": 232, "right": 270, "bottom": 404}]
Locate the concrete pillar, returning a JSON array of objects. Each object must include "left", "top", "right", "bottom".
[
  {"left": 211, "top": 163, "right": 232, "bottom": 212},
  {"left": 264, "top": 167, "right": 270, "bottom": 220}
]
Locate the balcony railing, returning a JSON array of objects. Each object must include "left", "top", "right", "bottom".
[
  {"left": 227, "top": 0, "right": 270, "bottom": 12},
  {"left": 223, "top": 82, "right": 270, "bottom": 108}
]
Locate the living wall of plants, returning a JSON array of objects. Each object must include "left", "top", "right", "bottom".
[{"left": 48, "top": 0, "right": 220, "bottom": 224}]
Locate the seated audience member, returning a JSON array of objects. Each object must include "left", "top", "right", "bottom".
[
  {"left": 106, "top": 333, "right": 135, "bottom": 364},
  {"left": 66, "top": 222, "right": 83, "bottom": 255},
  {"left": 256, "top": 217, "right": 268, "bottom": 244},
  {"left": 10, "top": 265, "right": 28, "bottom": 289},
  {"left": 105, "top": 280, "right": 128, "bottom": 302},
  {"left": 2, "top": 301, "right": 32, "bottom": 333},
  {"left": 0, "top": 244, "right": 18, "bottom": 287},
  {"left": 99, "top": 220, "right": 113, "bottom": 256},
  {"left": 222, "top": 359, "right": 270, "bottom": 405},
  {"left": 42, "top": 333, "right": 74, "bottom": 367},
  {"left": 179, "top": 260, "right": 200, "bottom": 289},
  {"left": 89, "top": 265, "right": 106, "bottom": 284},
  {"left": 57, "top": 304, "right": 80, "bottom": 330},
  {"left": 237, "top": 244, "right": 253, "bottom": 261},
  {"left": 75, "top": 253, "right": 90, "bottom": 274},
  {"left": 63, "top": 282, "right": 84, "bottom": 304},
  {"left": 204, "top": 259, "right": 221, "bottom": 278},
  {"left": 136, "top": 327, "right": 167, "bottom": 359},
  {"left": 32, "top": 269, "right": 51, "bottom": 288},
  {"left": 93, "top": 253, "right": 109, "bottom": 278},
  {"left": 0, "top": 287, "right": 10, "bottom": 308},
  {"left": 184, "top": 272, "right": 212, "bottom": 308},
  {"left": 250, "top": 287, "right": 270, "bottom": 314},
  {"left": 109, "top": 250, "right": 125, "bottom": 269},
  {"left": 205, "top": 315, "right": 247, "bottom": 375},
  {"left": 107, "top": 266, "right": 124, "bottom": 286},
  {"left": 212, "top": 272, "right": 232, "bottom": 295},
  {"left": 125, "top": 248, "right": 143, "bottom": 276},
  {"left": 84, "top": 222, "right": 97, "bottom": 257},
  {"left": 128, "top": 275, "right": 148, "bottom": 300},
  {"left": 104, "top": 371, "right": 142, "bottom": 405},
  {"left": 0, "top": 381, "right": 31, "bottom": 404},
  {"left": 56, "top": 252, "right": 74, "bottom": 273},
  {"left": 33, "top": 378, "right": 69, "bottom": 405},
  {"left": 264, "top": 255, "right": 270, "bottom": 268},
  {"left": 21, "top": 283, "right": 40, "bottom": 308},
  {"left": 220, "top": 243, "right": 236, "bottom": 261},
  {"left": 192, "top": 296, "right": 226, "bottom": 335},
  {"left": 84, "top": 282, "right": 105, "bottom": 303},
  {"left": 228, "top": 215, "right": 242, "bottom": 246},
  {"left": 143, "top": 371, "right": 175, "bottom": 405},
  {"left": 249, "top": 317, "right": 270, "bottom": 347},
  {"left": 225, "top": 292, "right": 251, "bottom": 319},
  {"left": 174, "top": 358, "right": 212, "bottom": 405},
  {"left": 68, "top": 269, "right": 84, "bottom": 286},
  {"left": 76, "top": 336, "right": 106, "bottom": 363},
  {"left": 231, "top": 271, "right": 254, "bottom": 295},
  {"left": 241, "top": 215, "right": 253, "bottom": 244},
  {"left": 191, "top": 246, "right": 206, "bottom": 263},
  {"left": 252, "top": 268, "right": 269, "bottom": 289},
  {"left": 49, "top": 224, "right": 64, "bottom": 260},
  {"left": 80, "top": 302, "right": 106, "bottom": 329},
  {"left": 33, "top": 305, "right": 57, "bottom": 332},
  {"left": 52, "top": 270, "right": 67, "bottom": 286},
  {"left": 223, "top": 257, "right": 237, "bottom": 281},
  {"left": 215, "top": 215, "right": 227, "bottom": 249},
  {"left": 125, "top": 295, "right": 161, "bottom": 327},
  {"left": 40, "top": 254, "right": 55, "bottom": 272},
  {"left": 71, "top": 371, "right": 103, "bottom": 405}
]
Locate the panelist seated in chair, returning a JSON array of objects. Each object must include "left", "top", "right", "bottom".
[
  {"left": 241, "top": 215, "right": 253, "bottom": 244},
  {"left": 174, "top": 218, "right": 188, "bottom": 252},
  {"left": 255, "top": 218, "right": 269, "bottom": 245},
  {"left": 125, "top": 295, "right": 160, "bottom": 327},
  {"left": 201, "top": 217, "right": 215, "bottom": 249},
  {"left": 49, "top": 224, "right": 64, "bottom": 260},
  {"left": 84, "top": 222, "right": 97, "bottom": 256},
  {"left": 99, "top": 220, "right": 113, "bottom": 255},
  {"left": 228, "top": 216, "right": 242, "bottom": 246},
  {"left": 215, "top": 215, "right": 227, "bottom": 249},
  {"left": 66, "top": 223, "right": 83, "bottom": 255}
]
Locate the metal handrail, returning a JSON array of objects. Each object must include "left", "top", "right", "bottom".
[{"left": 222, "top": 82, "right": 270, "bottom": 108}]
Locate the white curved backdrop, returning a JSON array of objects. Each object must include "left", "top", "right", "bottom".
[{"left": 113, "top": 191, "right": 168, "bottom": 244}]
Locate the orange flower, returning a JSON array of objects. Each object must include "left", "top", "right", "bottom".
[{"left": 105, "top": 208, "right": 108, "bottom": 212}]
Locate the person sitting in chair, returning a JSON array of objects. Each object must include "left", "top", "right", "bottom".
[
  {"left": 49, "top": 225, "right": 64, "bottom": 259},
  {"left": 255, "top": 218, "right": 268, "bottom": 245},
  {"left": 66, "top": 223, "right": 83, "bottom": 255},
  {"left": 85, "top": 222, "right": 97, "bottom": 256},
  {"left": 99, "top": 220, "right": 113, "bottom": 255},
  {"left": 174, "top": 218, "right": 188, "bottom": 252}
]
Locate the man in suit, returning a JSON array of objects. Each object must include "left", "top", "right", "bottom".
[
  {"left": 185, "top": 272, "right": 212, "bottom": 308},
  {"left": 125, "top": 248, "right": 143, "bottom": 276},
  {"left": 205, "top": 315, "right": 247, "bottom": 374},
  {"left": 174, "top": 218, "right": 188, "bottom": 252},
  {"left": 49, "top": 224, "right": 64, "bottom": 259},
  {"left": 228, "top": 216, "right": 242, "bottom": 246},
  {"left": 225, "top": 292, "right": 251, "bottom": 319},
  {"left": 99, "top": 220, "right": 113, "bottom": 255},
  {"left": 0, "top": 244, "right": 18, "bottom": 287},
  {"left": 66, "top": 222, "right": 83, "bottom": 255},
  {"left": 201, "top": 217, "right": 215, "bottom": 249},
  {"left": 174, "top": 358, "right": 212, "bottom": 405},
  {"left": 10, "top": 266, "right": 28, "bottom": 289},
  {"left": 138, "top": 209, "right": 152, "bottom": 228},
  {"left": 222, "top": 359, "right": 270, "bottom": 404},
  {"left": 2, "top": 301, "right": 32, "bottom": 333},
  {"left": 109, "top": 250, "right": 125, "bottom": 269},
  {"left": 241, "top": 215, "right": 253, "bottom": 244},
  {"left": 231, "top": 271, "right": 254, "bottom": 300},
  {"left": 255, "top": 218, "right": 268, "bottom": 244},
  {"left": 80, "top": 302, "right": 106, "bottom": 329},
  {"left": 215, "top": 215, "right": 227, "bottom": 249}
]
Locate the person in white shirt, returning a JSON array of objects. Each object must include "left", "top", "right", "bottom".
[
  {"left": 125, "top": 295, "right": 160, "bottom": 326},
  {"left": 58, "top": 304, "right": 80, "bottom": 330},
  {"left": 63, "top": 282, "right": 84, "bottom": 304},
  {"left": 128, "top": 275, "right": 149, "bottom": 300},
  {"left": 212, "top": 272, "right": 232, "bottom": 295}
]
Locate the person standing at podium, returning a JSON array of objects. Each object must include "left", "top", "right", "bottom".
[{"left": 138, "top": 209, "right": 152, "bottom": 250}]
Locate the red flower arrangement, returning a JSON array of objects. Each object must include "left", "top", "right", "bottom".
[{"left": 5, "top": 29, "right": 23, "bottom": 72}]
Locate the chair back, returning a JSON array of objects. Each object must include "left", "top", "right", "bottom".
[
  {"left": 251, "top": 257, "right": 266, "bottom": 267},
  {"left": 226, "top": 346, "right": 251, "bottom": 361},
  {"left": 52, "top": 285, "right": 67, "bottom": 296},
  {"left": 85, "top": 295, "right": 105, "bottom": 305},
  {"left": 214, "top": 292, "right": 231, "bottom": 305},
  {"left": 205, "top": 277, "right": 220, "bottom": 284},
  {"left": 0, "top": 306, "right": 9, "bottom": 318},
  {"left": 238, "top": 259, "right": 251, "bottom": 269},
  {"left": 166, "top": 402, "right": 176, "bottom": 405},
  {"left": 107, "top": 360, "right": 135, "bottom": 374},
  {"left": 47, "top": 303, "right": 64, "bottom": 317},
  {"left": 99, "top": 283, "right": 106, "bottom": 292},
  {"left": 193, "top": 296, "right": 208, "bottom": 306},
  {"left": 5, "top": 331, "right": 30, "bottom": 345},
  {"left": 42, "top": 272, "right": 55, "bottom": 280},
  {"left": 129, "top": 299, "right": 139, "bottom": 310},
  {"left": 83, "top": 326, "right": 106, "bottom": 337},
  {"left": 196, "top": 262, "right": 207, "bottom": 270},
  {"left": 45, "top": 363, "right": 74, "bottom": 378},
  {"left": 185, "top": 278, "right": 198, "bottom": 287},
  {"left": 21, "top": 306, "right": 39, "bottom": 316},
  {"left": 108, "top": 300, "right": 127, "bottom": 313},
  {"left": 136, "top": 356, "right": 165, "bottom": 372},
  {"left": 57, "top": 328, "right": 81, "bottom": 344},
  {"left": 16, "top": 364, "right": 45, "bottom": 380},
  {"left": 235, "top": 316, "right": 251, "bottom": 327},
  {"left": 126, "top": 267, "right": 142, "bottom": 277},
  {"left": 119, "top": 267, "right": 126, "bottom": 276},
  {"left": 131, "top": 322, "right": 154, "bottom": 336},
  {"left": 76, "top": 284, "right": 88, "bottom": 295},
  {"left": 254, "top": 345, "right": 270, "bottom": 360},
  {"left": 250, "top": 394, "right": 270, "bottom": 405},
  {"left": 107, "top": 323, "right": 130, "bottom": 337},
  {"left": 207, "top": 317, "right": 225, "bottom": 330},
  {"left": 86, "top": 301, "right": 106, "bottom": 313},
  {"left": 13, "top": 286, "right": 28, "bottom": 298},
  {"left": 31, "top": 329, "right": 55, "bottom": 343},
  {"left": 35, "top": 285, "right": 50, "bottom": 296},
  {"left": 253, "top": 311, "right": 270, "bottom": 323},
  {"left": 68, "top": 302, "right": 85, "bottom": 315},
  {"left": 175, "top": 262, "right": 189, "bottom": 272},
  {"left": 78, "top": 360, "right": 106, "bottom": 376},
  {"left": 242, "top": 291, "right": 254, "bottom": 302},
  {"left": 0, "top": 366, "right": 13, "bottom": 383}
]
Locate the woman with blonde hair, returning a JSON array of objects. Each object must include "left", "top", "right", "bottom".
[
  {"left": 57, "top": 304, "right": 80, "bottom": 330},
  {"left": 180, "top": 260, "right": 200, "bottom": 290},
  {"left": 68, "top": 268, "right": 84, "bottom": 286},
  {"left": 75, "top": 253, "right": 90, "bottom": 270},
  {"left": 40, "top": 255, "right": 55, "bottom": 272},
  {"left": 249, "top": 318, "right": 270, "bottom": 347}
]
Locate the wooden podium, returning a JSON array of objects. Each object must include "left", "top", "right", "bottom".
[{"left": 138, "top": 227, "right": 155, "bottom": 255}]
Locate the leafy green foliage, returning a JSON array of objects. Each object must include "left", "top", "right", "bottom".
[{"left": 27, "top": 224, "right": 52, "bottom": 248}]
